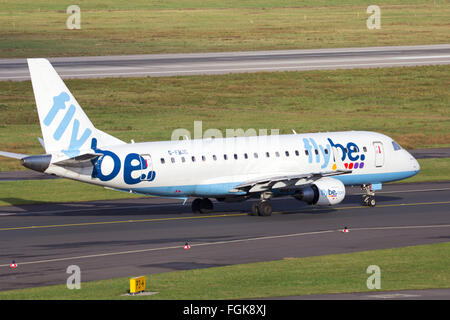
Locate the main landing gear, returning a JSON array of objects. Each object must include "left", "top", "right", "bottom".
[
  {"left": 249, "top": 192, "right": 273, "bottom": 217},
  {"left": 361, "top": 184, "right": 376, "bottom": 207},
  {"left": 191, "top": 198, "right": 213, "bottom": 214}
]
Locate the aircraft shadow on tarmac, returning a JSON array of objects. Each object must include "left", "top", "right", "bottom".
[
  {"left": 0, "top": 194, "right": 403, "bottom": 217},
  {"left": 34, "top": 235, "right": 237, "bottom": 250}
]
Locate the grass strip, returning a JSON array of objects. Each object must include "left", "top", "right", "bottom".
[{"left": 0, "top": 1, "right": 448, "bottom": 58}]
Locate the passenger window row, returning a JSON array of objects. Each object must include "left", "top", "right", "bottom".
[
  {"left": 161, "top": 150, "right": 302, "bottom": 164},
  {"left": 160, "top": 145, "right": 368, "bottom": 164}
]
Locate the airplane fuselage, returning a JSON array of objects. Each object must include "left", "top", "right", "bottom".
[{"left": 44, "top": 131, "right": 420, "bottom": 199}]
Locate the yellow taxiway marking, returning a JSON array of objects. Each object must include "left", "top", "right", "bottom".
[{"left": 0, "top": 200, "right": 449, "bottom": 232}]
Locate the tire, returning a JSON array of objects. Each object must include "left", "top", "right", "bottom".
[
  {"left": 363, "top": 195, "right": 370, "bottom": 206},
  {"left": 250, "top": 202, "right": 260, "bottom": 216},
  {"left": 368, "top": 197, "right": 376, "bottom": 207},
  {"left": 199, "top": 198, "right": 213, "bottom": 214},
  {"left": 258, "top": 202, "right": 272, "bottom": 217},
  {"left": 192, "top": 198, "right": 202, "bottom": 213}
]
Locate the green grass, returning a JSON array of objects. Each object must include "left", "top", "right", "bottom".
[
  {"left": 0, "top": 1, "right": 448, "bottom": 58},
  {"left": 0, "top": 242, "right": 448, "bottom": 299},
  {"left": 395, "top": 158, "right": 450, "bottom": 184},
  {"left": 1, "top": 65, "right": 449, "bottom": 171}
]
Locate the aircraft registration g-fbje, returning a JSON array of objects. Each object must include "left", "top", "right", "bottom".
[{"left": 0, "top": 59, "right": 420, "bottom": 216}]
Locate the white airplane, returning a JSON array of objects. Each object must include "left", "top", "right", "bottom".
[{"left": 0, "top": 59, "right": 420, "bottom": 216}]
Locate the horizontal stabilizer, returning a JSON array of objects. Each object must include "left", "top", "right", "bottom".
[
  {"left": 0, "top": 151, "right": 29, "bottom": 159},
  {"left": 53, "top": 153, "right": 102, "bottom": 167}
]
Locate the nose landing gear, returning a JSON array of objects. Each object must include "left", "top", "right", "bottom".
[
  {"left": 362, "top": 184, "right": 376, "bottom": 207},
  {"left": 249, "top": 192, "right": 274, "bottom": 216}
]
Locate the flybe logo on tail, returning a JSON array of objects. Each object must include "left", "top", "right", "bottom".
[
  {"left": 44, "top": 92, "right": 92, "bottom": 157},
  {"left": 303, "top": 137, "right": 365, "bottom": 170}
]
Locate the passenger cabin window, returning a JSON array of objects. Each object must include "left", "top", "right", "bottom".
[
  {"left": 213, "top": 155, "right": 217, "bottom": 161},
  {"left": 285, "top": 151, "right": 289, "bottom": 157},
  {"left": 324, "top": 149, "right": 329, "bottom": 155},
  {"left": 234, "top": 154, "right": 238, "bottom": 160},
  {"left": 202, "top": 155, "right": 206, "bottom": 161},
  {"left": 314, "top": 149, "right": 318, "bottom": 155},
  {"left": 295, "top": 150, "right": 299, "bottom": 156},
  {"left": 254, "top": 153, "right": 258, "bottom": 159},
  {"left": 171, "top": 157, "right": 175, "bottom": 163},
  {"left": 275, "top": 152, "right": 280, "bottom": 157},
  {"left": 191, "top": 156, "right": 196, "bottom": 162},
  {"left": 160, "top": 158, "right": 165, "bottom": 164},
  {"left": 363, "top": 147, "right": 367, "bottom": 152},
  {"left": 244, "top": 153, "right": 248, "bottom": 159},
  {"left": 305, "top": 150, "right": 309, "bottom": 156},
  {"left": 266, "top": 152, "right": 270, "bottom": 158},
  {"left": 181, "top": 157, "right": 186, "bottom": 163},
  {"left": 392, "top": 141, "right": 402, "bottom": 151},
  {"left": 224, "top": 154, "right": 228, "bottom": 160}
]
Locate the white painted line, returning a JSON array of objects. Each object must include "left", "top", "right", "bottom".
[{"left": 1, "top": 224, "right": 449, "bottom": 268}]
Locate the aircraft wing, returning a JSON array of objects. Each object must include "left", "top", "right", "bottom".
[
  {"left": 230, "top": 169, "right": 352, "bottom": 193},
  {"left": 230, "top": 146, "right": 351, "bottom": 193}
]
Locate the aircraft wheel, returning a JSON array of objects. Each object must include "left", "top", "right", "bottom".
[
  {"left": 250, "top": 202, "right": 260, "bottom": 216},
  {"left": 192, "top": 198, "right": 202, "bottom": 213},
  {"left": 363, "top": 195, "right": 370, "bottom": 206},
  {"left": 368, "top": 196, "right": 376, "bottom": 207},
  {"left": 258, "top": 201, "right": 272, "bottom": 217},
  {"left": 199, "top": 198, "right": 213, "bottom": 214}
]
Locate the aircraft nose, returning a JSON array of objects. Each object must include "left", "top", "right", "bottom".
[
  {"left": 406, "top": 151, "right": 420, "bottom": 173},
  {"left": 411, "top": 157, "right": 420, "bottom": 172}
]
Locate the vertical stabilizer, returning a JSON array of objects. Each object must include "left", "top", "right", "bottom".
[{"left": 27, "top": 58, "right": 125, "bottom": 158}]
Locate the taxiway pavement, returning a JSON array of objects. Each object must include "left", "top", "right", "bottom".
[{"left": 0, "top": 181, "right": 449, "bottom": 293}]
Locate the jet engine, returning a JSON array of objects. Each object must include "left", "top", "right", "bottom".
[{"left": 294, "top": 177, "right": 345, "bottom": 206}]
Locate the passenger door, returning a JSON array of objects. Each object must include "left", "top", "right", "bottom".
[
  {"left": 373, "top": 142, "right": 384, "bottom": 167},
  {"left": 139, "top": 154, "right": 154, "bottom": 181}
]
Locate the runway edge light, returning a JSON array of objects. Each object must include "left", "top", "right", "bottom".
[
  {"left": 10, "top": 260, "right": 17, "bottom": 269},
  {"left": 129, "top": 276, "right": 146, "bottom": 295}
]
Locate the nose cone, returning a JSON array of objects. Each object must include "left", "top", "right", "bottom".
[
  {"left": 412, "top": 157, "right": 420, "bottom": 173},
  {"left": 21, "top": 154, "right": 51, "bottom": 172},
  {"left": 405, "top": 150, "right": 420, "bottom": 175}
]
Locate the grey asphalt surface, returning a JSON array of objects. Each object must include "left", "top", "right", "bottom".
[
  {"left": 0, "top": 44, "right": 449, "bottom": 81},
  {"left": 0, "top": 181, "right": 449, "bottom": 297}
]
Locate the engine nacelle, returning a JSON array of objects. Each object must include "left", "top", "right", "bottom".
[{"left": 294, "top": 177, "right": 346, "bottom": 206}]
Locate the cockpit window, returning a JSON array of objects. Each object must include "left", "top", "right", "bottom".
[{"left": 392, "top": 141, "right": 402, "bottom": 151}]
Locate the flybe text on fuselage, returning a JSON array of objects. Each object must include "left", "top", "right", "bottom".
[
  {"left": 303, "top": 137, "right": 366, "bottom": 170},
  {"left": 90, "top": 138, "right": 156, "bottom": 184}
]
